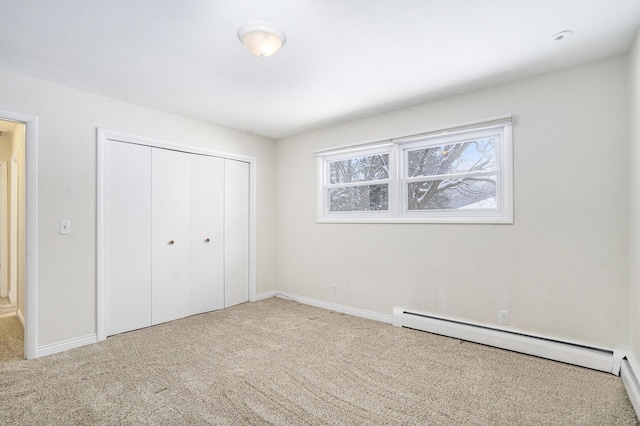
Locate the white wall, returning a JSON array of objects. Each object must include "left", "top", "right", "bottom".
[
  {"left": 276, "top": 56, "right": 629, "bottom": 350},
  {"left": 629, "top": 28, "right": 640, "bottom": 374},
  {"left": 0, "top": 53, "right": 631, "bottom": 355},
  {"left": 0, "top": 69, "right": 277, "bottom": 347}
]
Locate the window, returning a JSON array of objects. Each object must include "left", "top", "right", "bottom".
[
  {"left": 316, "top": 116, "right": 513, "bottom": 223},
  {"left": 326, "top": 149, "right": 391, "bottom": 212}
]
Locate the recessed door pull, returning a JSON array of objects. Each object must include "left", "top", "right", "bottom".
[
  {"left": 204, "top": 238, "right": 210, "bottom": 243},
  {"left": 168, "top": 240, "right": 175, "bottom": 245}
]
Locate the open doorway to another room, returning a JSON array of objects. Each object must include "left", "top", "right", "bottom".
[{"left": 0, "top": 118, "right": 25, "bottom": 361}]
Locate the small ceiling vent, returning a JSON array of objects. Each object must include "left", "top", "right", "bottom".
[{"left": 0, "top": 130, "right": 11, "bottom": 138}]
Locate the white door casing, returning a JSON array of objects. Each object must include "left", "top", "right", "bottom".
[
  {"left": 224, "top": 159, "right": 250, "bottom": 308},
  {"left": 0, "top": 161, "right": 8, "bottom": 298},
  {"left": 9, "top": 152, "right": 18, "bottom": 305}
]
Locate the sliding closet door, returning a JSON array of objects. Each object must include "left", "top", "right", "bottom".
[
  {"left": 152, "top": 148, "right": 191, "bottom": 325},
  {"left": 190, "top": 154, "right": 224, "bottom": 315},
  {"left": 105, "top": 141, "right": 152, "bottom": 336},
  {"left": 224, "top": 159, "right": 250, "bottom": 307}
]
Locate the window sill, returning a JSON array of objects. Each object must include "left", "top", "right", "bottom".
[{"left": 316, "top": 214, "right": 513, "bottom": 224}]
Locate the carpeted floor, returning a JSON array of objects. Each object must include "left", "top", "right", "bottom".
[
  {"left": 0, "top": 297, "right": 638, "bottom": 425},
  {"left": 0, "top": 314, "right": 23, "bottom": 362},
  {"left": 0, "top": 296, "right": 18, "bottom": 318}
]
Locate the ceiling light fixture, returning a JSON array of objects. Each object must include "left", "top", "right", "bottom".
[
  {"left": 548, "top": 30, "right": 573, "bottom": 43},
  {"left": 237, "top": 21, "right": 287, "bottom": 58}
]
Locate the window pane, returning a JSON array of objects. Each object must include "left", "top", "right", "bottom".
[
  {"left": 329, "top": 184, "right": 388, "bottom": 212},
  {"left": 330, "top": 154, "right": 389, "bottom": 184},
  {"left": 407, "top": 176, "right": 497, "bottom": 210},
  {"left": 407, "top": 138, "right": 496, "bottom": 177}
]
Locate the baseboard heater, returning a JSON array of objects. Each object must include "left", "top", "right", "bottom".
[
  {"left": 621, "top": 360, "right": 640, "bottom": 418},
  {"left": 392, "top": 308, "right": 622, "bottom": 375}
]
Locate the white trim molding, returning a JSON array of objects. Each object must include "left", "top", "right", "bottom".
[
  {"left": 96, "top": 128, "right": 255, "bottom": 163},
  {"left": 17, "top": 308, "right": 25, "bottom": 327},
  {"left": 256, "top": 291, "right": 393, "bottom": 324},
  {"left": 393, "top": 307, "right": 619, "bottom": 374},
  {"left": 36, "top": 334, "right": 97, "bottom": 358},
  {"left": 621, "top": 359, "right": 640, "bottom": 419},
  {"left": 255, "top": 290, "right": 277, "bottom": 301}
]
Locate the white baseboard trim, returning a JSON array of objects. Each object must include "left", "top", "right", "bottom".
[
  {"left": 622, "top": 359, "right": 640, "bottom": 419},
  {"left": 256, "top": 291, "right": 393, "bottom": 324},
  {"left": 17, "top": 308, "right": 25, "bottom": 327},
  {"left": 255, "top": 290, "right": 277, "bottom": 301},
  {"left": 36, "top": 334, "right": 97, "bottom": 358},
  {"left": 393, "top": 307, "right": 619, "bottom": 374}
]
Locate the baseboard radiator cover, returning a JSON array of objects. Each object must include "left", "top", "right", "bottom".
[
  {"left": 621, "top": 360, "right": 640, "bottom": 419},
  {"left": 392, "top": 308, "right": 621, "bottom": 375}
]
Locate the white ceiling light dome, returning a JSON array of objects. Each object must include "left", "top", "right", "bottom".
[{"left": 237, "top": 21, "right": 287, "bottom": 58}]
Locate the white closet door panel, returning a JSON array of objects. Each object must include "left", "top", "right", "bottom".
[
  {"left": 190, "top": 154, "right": 224, "bottom": 315},
  {"left": 105, "top": 141, "right": 152, "bottom": 336},
  {"left": 224, "top": 159, "right": 250, "bottom": 307},
  {"left": 152, "top": 148, "right": 191, "bottom": 325}
]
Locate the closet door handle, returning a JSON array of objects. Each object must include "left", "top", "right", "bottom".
[
  {"left": 204, "top": 238, "right": 210, "bottom": 243},
  {"left": 168, "top": 240, "right": 175, "bottom": 245}
]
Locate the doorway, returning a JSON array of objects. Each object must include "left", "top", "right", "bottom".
[{"left": 0, "top": 118, "right": 26, "bottom": 361}]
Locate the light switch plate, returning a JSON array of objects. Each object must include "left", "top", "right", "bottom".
[{"left": 59, "top": 219, "right": 71, "bottom": 235}]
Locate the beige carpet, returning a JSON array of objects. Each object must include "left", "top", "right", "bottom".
[
  {"left": 0, "top": 314, "right": 23, "bottom": 361},
  {"left": 0, "top": 297, "right": 637, "bottom": 425},
  {"left": 0, "top": 296, "right": 18, "bottom": 318}
]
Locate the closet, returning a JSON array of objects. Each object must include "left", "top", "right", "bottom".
[{"left": 103, "top": 140, "right": 249, "bottom": 337}]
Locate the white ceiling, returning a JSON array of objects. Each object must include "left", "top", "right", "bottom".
[{"left": 1, "top": 1, "right": 639, "bottom": 139}]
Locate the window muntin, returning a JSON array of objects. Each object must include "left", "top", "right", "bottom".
[{"left": 316, "top": 117, "right": 512, "bottom": 223}]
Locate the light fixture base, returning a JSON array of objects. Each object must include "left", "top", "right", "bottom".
[
  {"left": 237, "top": 21, "right": 287, "bottom": 57},
  {"left": 548, "top": 30, "right": 573, "bottom": 43}
]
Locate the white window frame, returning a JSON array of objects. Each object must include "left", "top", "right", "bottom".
[
  {"left": 316, "top": 144, "right": 395, "bottom": 221},
  {"left": 316, "top": 115, "right": 513, "bottom": 224}
]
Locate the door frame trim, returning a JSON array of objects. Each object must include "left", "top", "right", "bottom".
[
  {"left": 96, "top": 128, "right": 257, "bottom": 341},
  {"left": 9, "top": 152, "right": 18, "bottom": 306},
  {"left": 0, "top": 160, "right": 8, "bottom": 299}
]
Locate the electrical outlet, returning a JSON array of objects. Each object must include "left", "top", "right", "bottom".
[
  {"left": 332, "top": 283, "right": 338, "bottom": 294},
  {"left": 499, "top": 310, "right": 508, "bottom": 325}
]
